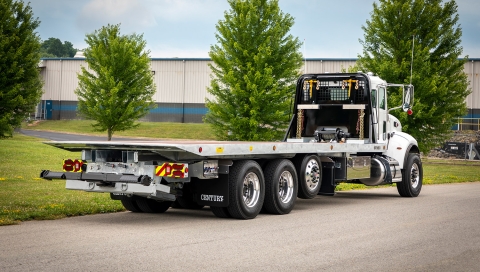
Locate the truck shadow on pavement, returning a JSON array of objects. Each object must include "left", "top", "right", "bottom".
[
  {"left": 78, "top": 189, "right": 412, "bottom": 225},
  {"left": 292, "top": 189, "right": 411, "bottom": 211},
  {"left": 87, "top": 207, "right": 222, "bottom": 226},
  {"left": 333, "top": 191, "right": 403, "bottom": 199}
]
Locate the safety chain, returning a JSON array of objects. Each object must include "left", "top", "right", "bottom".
[
  {"left": 359, "top": 109, "right": 365, "bottom": 140},
  {"left": 296, "top": 109, "right": 303, "bottom": 139},
  {"left": 309, "top": 80, "right": 313, "bottom": 98}
]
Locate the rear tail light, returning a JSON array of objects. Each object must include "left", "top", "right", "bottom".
[{"left": 63, "top": 159, "right": 85, "bottom": 172}]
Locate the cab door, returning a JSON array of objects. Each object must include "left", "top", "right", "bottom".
[
  {"left": 370, "top": 85, "right": 387, "bottom": 143},
  {"left": 376, "top": 85, "right": 387, "bottom": 143}
]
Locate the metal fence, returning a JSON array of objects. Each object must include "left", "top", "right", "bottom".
[{"left": 455, "top": 118, "right": 480, "bottom": 131}]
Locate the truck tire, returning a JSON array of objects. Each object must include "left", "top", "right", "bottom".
[
  {"left": 227, "top": 160, "right": 265, "bottom": 220},
  {"left": 263, "top": 159, "right": 298, "bottom": 215},
  {"left": 396, "top": 153, "right": 423, "bottom": 197},
  {"left": 210, "top": 206, "right": 231, "bottom": 218},
  {"left": 120, "top": 196, "right": 142, "bottom": 212},
  {"left": 295, "top": 155, "right": 322, "bottom": 199},
  {"left": 136, "top": 197, "right": 172, "bottom": 213}
]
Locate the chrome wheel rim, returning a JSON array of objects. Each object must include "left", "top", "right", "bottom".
[
  {"left": 305, "top": 159, "right": 320, "bottom": 192},
  {"left": 278, "top": 171, "right": 294, "bottom": 204},
  {"left": 243, "top": 172, "right": 260, "bottom": 208},
  {"left": 410, "top": 162, "right": 420, "bottom": 189}
]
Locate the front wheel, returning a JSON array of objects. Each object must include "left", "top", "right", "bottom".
[{"left": 396, "top": 153, "right": 423, "bottom": 197}]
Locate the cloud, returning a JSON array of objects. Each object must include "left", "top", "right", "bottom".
[
  {"left": 77, "top": 0, "right": 157, "bottom": 34},
  {"left": 30, "top": 0, "right": 480, "bottom": 58},
  {"left": 146, "top": 0, "right": 228, "bottom": 23},
  {"left": 457, "top": 0, "right": 480, "bottom": 15},
  {"left": 455, "top": 0, "right": 480, "bottom": 56},
  {"left": 148, "top": 43, "right": 211, "bottom": 58}
]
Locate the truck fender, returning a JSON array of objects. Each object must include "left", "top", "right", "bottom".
[{"left": 384, "top": 131, "right": 419, "bottom": 169}]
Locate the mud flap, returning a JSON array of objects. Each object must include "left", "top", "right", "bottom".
[
  {"left": 318, "top": 161, "right": 336, "bottom": 196},
  {"left": 192, "top": 174, "right": 229, "bottom": 207}
]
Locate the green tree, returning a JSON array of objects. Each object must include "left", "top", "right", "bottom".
[
  {"left": 40, "top": 37, "right": 64, "bottom": 57},
  {"left": 40, "top": 37, "right": 77, "bottom": 57},
  {"left": 62, "top": 40, "right": 76, "bottom": 57},
  {"left": 358, "top": 0, "right": 470, "bottom": 153},
  {"left": 0, "top": 0, "right": 43, "bottom": 138},
  {"left": 205, "top": 0, "right": 303, "bottom": 141},
  {"left": 75, "top": 24, "right": 155, "bottom": 141}
]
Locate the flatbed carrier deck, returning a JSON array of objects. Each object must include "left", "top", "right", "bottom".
[{"left": 45, "top": 139, "right": 388, "bottom": 158}]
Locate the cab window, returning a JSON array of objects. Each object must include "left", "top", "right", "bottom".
[
  {"left": 371, "top": 89, "right": 377, "bottom": 108},
  {"left": 378, "top": 87, "right": 386, "bottom": 109}
]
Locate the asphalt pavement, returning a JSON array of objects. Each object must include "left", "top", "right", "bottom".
[{"left": 1, "top": 183, "right": 480, "bottom": 271}]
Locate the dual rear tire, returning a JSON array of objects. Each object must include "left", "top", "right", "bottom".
[
  {"left": 120, "top": 196, "right": 172, "bottom": 213},
  {"left": 263, "top": 159, "right": 298, "bottom": 215},
  {"left": 226, "top": 160, "right": 265, "bottom": 219},
  {"left": 213, "top": 159, "right": 299, "bottom": 219}
]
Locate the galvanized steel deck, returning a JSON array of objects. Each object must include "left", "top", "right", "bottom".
[{"left": 45, "top": 140, "right": 387, "bottom": 161}]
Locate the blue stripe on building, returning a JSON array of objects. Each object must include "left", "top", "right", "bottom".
[{"left": 52, "top": 105, "right": 208, "bottom": 115}]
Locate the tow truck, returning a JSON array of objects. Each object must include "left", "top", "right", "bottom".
[{"left": 41, "top": 72, "right": 423, "bottom": 219}]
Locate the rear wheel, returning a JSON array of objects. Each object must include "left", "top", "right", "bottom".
[
  {"left": 295, "top": 155, "right": 322, "bottom": 199},
  {"left": 120, "top": 196, "right": 142, "bottom": 212},
  {"left": 263, "top": 159, "right": 298, "bottom": 215},
  {"left": 227, "top": 160, "right": 265, "bottom": 220},
  {"left": 397, "top": 153, "right": 423, "bottom": 197},
  {"left": 136, "top": 197, "right": 173, "bottom": 213}
]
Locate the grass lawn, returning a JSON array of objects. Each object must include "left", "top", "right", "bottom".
[
  {"left": 0, "top": 134, "right": 124, "bottom": 226},
  {"left": 23, "top": 120, "right": 217, "bottom": 140},
  {"left": 1, "top": 120, "right": 479, "bottom": 225}
]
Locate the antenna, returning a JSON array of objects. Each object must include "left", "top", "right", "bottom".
[{"left": 410, "top": 35, "right": 415, "bottom": 86}]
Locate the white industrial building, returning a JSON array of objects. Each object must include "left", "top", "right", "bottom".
[{"left": 36, "top": 58, "right": 480, "bottom": 128}]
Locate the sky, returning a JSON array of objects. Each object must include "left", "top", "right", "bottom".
[{"left": 29, "top": 0, "right": 480, "bottom": 58}]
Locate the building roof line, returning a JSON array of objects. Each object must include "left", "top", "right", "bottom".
[{"left": 41, "top": 57, "right": 480, "bottom": 61}]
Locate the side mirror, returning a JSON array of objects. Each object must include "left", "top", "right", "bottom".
[
  {"left": 402, "top": 85, "right": 413, "bottom": 112},
  {"left": 387, "top": 83, "right": 414, "bottom": 115}
]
